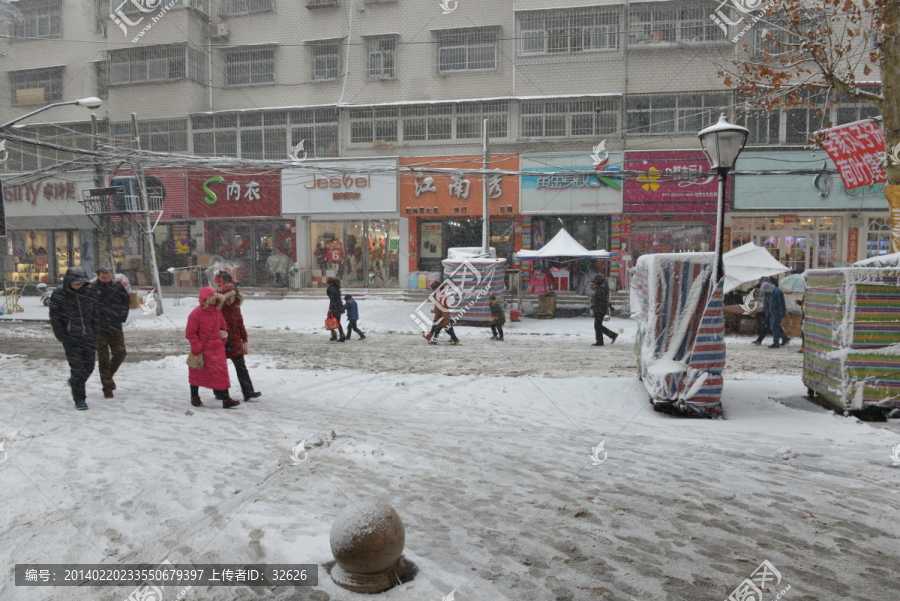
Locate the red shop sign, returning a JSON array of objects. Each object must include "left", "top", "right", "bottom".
[{"left": 187, "top": 169, "right": 281, "bottom": 219}]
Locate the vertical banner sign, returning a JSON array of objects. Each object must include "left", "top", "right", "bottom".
[
  {"left": 847, "top": 227, "right": 859, "bottom": 263},
  {"left": 171, "top": 224, "right": 191, "bottom": 254},
  {"left": 0, "top": 181, "right": 5, "bottom": 237},
  {"left": 818, "top": 120, "right": 887, "bottom": 190}
]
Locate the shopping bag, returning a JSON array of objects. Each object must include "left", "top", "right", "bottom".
[{"left": 325, "top": 310, "right": 340, "bottom": 331}]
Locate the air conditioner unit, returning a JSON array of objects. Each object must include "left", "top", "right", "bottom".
[{"left": 208, "top": 22, "right": 229, "bottom": 39}]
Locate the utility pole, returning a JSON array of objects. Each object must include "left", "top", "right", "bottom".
[
  {"left": 91, "top": 114, "right": 115, "bottom": 276},
  {"left": 130, "top": 113, "right": 164, "bottom": 315},
  {"left": 482, "top": 118, "right": 489, "bottom": 254}
]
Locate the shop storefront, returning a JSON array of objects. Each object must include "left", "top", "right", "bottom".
[
  {"left": 520, "top": 153, "right": 622, "bottom": 289},
  {"left": 2, "top": 173, "right": 96, "bottom": 287},
  {"left": 187, "top": 169, "right": 292, "bottom": 287},
  {"left": 282, "top": 158, "right": 401, "bottom": 288},
  {"left": 400, "top": 155, "right": 520, "bottom": 275},
  {"left": 730, "top": 150, "right": 889, "bottom": 272}
]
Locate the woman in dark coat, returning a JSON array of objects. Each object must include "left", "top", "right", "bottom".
[
  {"left": 326, "top": 277, "right": 346, "bottom": 341},
  {"left": 219, "top": 282, "right": 261, "bottom": 402}
]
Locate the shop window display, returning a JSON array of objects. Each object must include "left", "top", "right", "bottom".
[
  {"left": 867, "top": 217, "right": 891, "bottom": 258},
  {"left": 311, "top": 220, "right": 399, "bottom": 288},
  {"left": 5, "top": 230, "right": 50, "bottom": 284}
]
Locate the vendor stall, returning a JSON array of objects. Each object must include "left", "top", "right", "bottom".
[{"left": 439, "top": 248, "right": 506, "bottom": 323}]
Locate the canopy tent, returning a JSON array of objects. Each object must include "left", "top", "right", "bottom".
[
  {"left": 722, "top": 242, "right": 790, "bottom": 293},
  {"left": 514, "top": 228, "right": 611, "bottom": 259},
  {"left": 854, "top": 252, "right": 900, "bottom": 267}
]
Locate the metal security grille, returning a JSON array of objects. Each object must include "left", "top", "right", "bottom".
[
  {"left": 290, "top": 108, "right": 339, "bottom": 157},
  {"left": 626, "top": 93, "right": 730, "bottom": 135},
  {"left": 437, "top": 28, "right": 498, "bottom": 73},
  {"left": 456, "top": 101, "right": 508, "bottom": 139},
  {"left": 11, "top": 0, "right": 61, "bottom": 39},
  {"left": 366, "top": 36, "right": 397, "bottom": 78},
  {"left": 401, "top": 104, "right": 452, "bottom": 141},
  {"left": 224, "top": 46, "right": 275, "bottom": 86},
  {"left": 349, "top": 107, "right": 399, "bottom": 143},
  {"left": 109, "top": 45, "right": 190, "bottom": 84},
  {"left": 222, "top": 0, "right": 274, "bottom": 16},
  {"left": 521, "top": 97, "right": 620, "bottom": 138},
  {"left": 9, "top": 66, "right": 63, "bottom": 106},
  {"left": 517, "top": 7, "right": 620, "bottom": 55},
  {"left": 628, "top": 3, "right": 722, "bottom": 46},
  {"left": 311, "top": 41, "right": 340, "bottom": 80}
]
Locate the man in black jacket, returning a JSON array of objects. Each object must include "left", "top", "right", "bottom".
[
  {"left": 88, "top": 265, "right": 130, "bottom": 398},
  {"left": 590, "top": 274, "right": 618, "bottom": 347},
  {"left": 49, "top": 267, "right": 101, "bottom": 410}
]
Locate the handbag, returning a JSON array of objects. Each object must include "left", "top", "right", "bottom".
[
  {"left": 186, "top": 313, "right": 219, "bottom": 369},
  {"left": 325, "top": 310, "right": 340, "bottom": 331}
]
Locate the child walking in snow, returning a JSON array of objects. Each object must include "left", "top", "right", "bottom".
[
  {"left": 344, "top": 295, "right": 366, "bottom": 340},
  {"left": 489, "top": 294, "right": 505, "bottom": 341}
]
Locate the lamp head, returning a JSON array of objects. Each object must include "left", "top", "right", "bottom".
[
  {"left": 698, "top": 113, "right": 749, "bottom": 171},
  {"left": 75, "top": 97, "right": 102, "bottom": 110}
]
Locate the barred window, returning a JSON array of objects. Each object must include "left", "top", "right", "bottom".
[
  {"left": 740, "top": 111, "right": 780, "bottom": 145},
  {"left": 109, "top": 0, "right": 208, "bottom": 14},
  {"left": 11, "top": 0, "right": 61, "bottom": 39},
  {"left": 349, "top": 107, "right": 398, "bottom": 143},
  {"left": 310, "top": 41, "right": 341, "bottom": 80},
  {"left": 221, "top": 0, "right": 274, "bottom": 16},
  {"left": 401, "top": 104, "right": 452, "bottom": 141},
  {"left": 94, "top": 61, "right": 109, "bottom": 99},
  {"left": 517, "top": 7, "right": 619, "bottom": 55},
  {"left": 191, "top": 114, "right": 238, "bottom": 157},
  {"left": 628, "top": 3, "right": 722, "bottom": 46},
  {"left": 133, "top": 119, "right": 188, "bottom": 152},
  {"left": 9, "top": 66, "right": 63, "bottom": 106},
  {"left": 290, "top": 108, "right": 339, "bottom": 157},
  {"left": 224, "top": 46, "right": 275, "bottom": 86},
  {"left": 109, "top": 45, "right": 204, "bottom": 84},
  {"left": 436, "top": 27, "right": 499, "bottom": 73},
  {"left": 626, "top": 93, "right": 730, "bottom": 135},
  {"left": 456, "top": 101, "right": 508, "bottom": 138},
  {"left": 366, "top": 35, "right": 397, "bottom": 78},
  {"left": 521, "top": 98, "right": 619, "bottom": 138}
]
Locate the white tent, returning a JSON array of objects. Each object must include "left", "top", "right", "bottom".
[
  {"left": 854, "top": 252, "right": 900, "bottom": 267},
  {"left": 722, "top": 242, "right": 790, "bottom": 293},
  {"left": 514, "top": 228, "right": 611, "bottom": 259}
]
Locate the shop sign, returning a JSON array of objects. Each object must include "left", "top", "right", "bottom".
[
  {"left": 399, "top": 155, "right": 519, "bottom": 217},
  {"left": 734, "top": 150, "right": 887, "bottom": 211},
  {"left": 847, "top": 227, "right": 859, "bottom": 263},
  {"left": 420, "top": 223, "right": 443, "bottom": 258},
  {"left": 282, "top": 158, "right": 398, "bottom": 214},
  {"left": 521, "top": 153, "right": 622, "bottom": 214},
  {"left": 110, "top": 168, "right": 188, "bottom": 222},
  {"left": 188, "top": 169, "right": 281, "bottom": 219},
  {"left": 624, "top": 151, "right": 725, "bottom": 213},
  {"left": 171, "top": 224, "right": 191, "bottom": 254},
  {"left": 2, "top": 173, "right": 96, "bottom": 227},
  {"left": 817, "top": 119, "right": 887, "bottom": 190}
]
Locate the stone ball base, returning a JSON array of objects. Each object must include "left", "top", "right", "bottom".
[{"left": 331, "top": 557, "right": 407, "bottom": 594}]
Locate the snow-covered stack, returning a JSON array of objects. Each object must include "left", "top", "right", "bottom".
[
  {"left": 632, "top": 252, "right": 725, "bottom": 417},
  {"left": 803, "top": 265, "right": 900, "bottom": 414},
  {"left": 441, "top": 248, "right": 506, "bottom": 322}
]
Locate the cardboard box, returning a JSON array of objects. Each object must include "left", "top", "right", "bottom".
[
  {"left": 781, "top": 314, "right": 802, "bottom": 338},
  {"left": 177, "top": 272, "right": 198, "bottom": 286},
  {"left": 128, "top": 292, "right": 139, "bottom": 310},
  {"left": 197, "top": 255, "right": 213, "bottom": 269},
  {"left": 124, "top": 258, "right": 142, "bottom": 270}
]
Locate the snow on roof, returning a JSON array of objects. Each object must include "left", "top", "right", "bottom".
[
  {"left": 515, "top": 228, "right": 611, "bottom": 259},
  {"left": 854, "top": 252, "right": 900, "bottom": 267}
]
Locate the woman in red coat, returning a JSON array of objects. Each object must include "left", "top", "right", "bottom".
[
  {"left": 219, "top": 283, "right": 261, "bottom": 402},
  {"left": 185, "top": 287, "right": 240, "bottom": 408}
]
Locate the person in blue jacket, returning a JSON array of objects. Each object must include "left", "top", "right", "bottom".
[
  {"left": 764, "top": 278, "right": 790, "bottom": 348},
  {"left": 343, "top": 294, "right": 366, "bottom": 340}
]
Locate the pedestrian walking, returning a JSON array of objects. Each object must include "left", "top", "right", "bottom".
[
  {"left": 88, "top": 265, "right": 130, "bottom": 398},
  {"left": 219, "top": 283, "right": 262, "bottom": 402},
  {"left": 589, "top": 275, "right": 617, "bottom": 346},
  {"left": 765, "top": 279, "right": 790, "bottom": 348},
  {"left": 326, "top": 277, "right": 346, "bottom": 342},
  {"left": 50, "top": 267, "right": 100, "bottom": 410},
  {"left": 751, "top": 283, "right": 773, "bottom": 347},
  {"left": 422, "top": 282, "right": 460, "bottom": 345},
  {"left": 489, "top": 294, "right": 505, "bottom": 341},
  {"left": 343, "top": 295, "right": 366, "bottom": 340},
  {"left": 185, "top": 287, "right": 240, "bottom": 408}
]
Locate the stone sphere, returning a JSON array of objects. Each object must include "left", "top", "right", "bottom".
[{"left": 330, "top": 502, "right": 405, "bottom": 575}]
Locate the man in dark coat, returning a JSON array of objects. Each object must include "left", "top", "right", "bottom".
[
  {"left": 589, "top": 274, "right": 617, "bottom": 347},
  {"left": 88, "top": 265, "right": 130, "bottom": 398},
  {"left": 326, "top": 277, "right": 346, "bottom": 341},
  {"left": 50, "top": 267, "right": 101, "bottom": 410},
  {"left": 765, "top": 278, "right": 790, "bottom": 348}
]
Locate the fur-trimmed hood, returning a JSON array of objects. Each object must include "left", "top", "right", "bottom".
[
  {"left": 198, "top": 286, "right": 227, "bottom": 310},
  {"left": 219, "top": 284, "right": 243, "bottom": 306}
]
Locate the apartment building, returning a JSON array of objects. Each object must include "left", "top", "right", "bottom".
[{"left": 0, "top": 0, "right": 888, "bottom": 288}]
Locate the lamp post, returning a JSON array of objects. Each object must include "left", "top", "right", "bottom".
[
  {"left": 698, "top": 113, "right": 749, "bottom": 286},
  {"left": 0, "top": 97, "right": 102, "bottom": 131}
]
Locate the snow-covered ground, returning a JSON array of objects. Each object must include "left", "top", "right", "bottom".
[{"left": 1, "top": 295, "right": 899, "bottom": 601}]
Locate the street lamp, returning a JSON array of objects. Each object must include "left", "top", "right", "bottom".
[
  {"left": 698, "top": 113, "right": 749, "bottom": 286},
  {"left": 0, "top": 97, "right": 102, "bottom": 130}
]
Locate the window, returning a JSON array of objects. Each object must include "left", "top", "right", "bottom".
[
  {"left": 867, "top": 217, "right": 891, "bottom": 258},
  {"left": 628, "top": 3, "right": 722, "bottom": 46},
  {"left": 349, "top": 107, "right": 399, "bottom": 143},
  {"left": 9, "top": 66, "right": 63, "bottom": 106},
  {"left": 456, "top": 101, "right": 508, "bottom": 138},
  {"left": 366, "top": 35, "right": 397, "bottom": 78},
  {"left": 310, "top": 40, "right": 341, "bottom": 80},
  {"left": 191, "top": 114, "right": 238, "bottom": 157},
  {"left": 224, "top": 46, "right": 275, "bottom": 86},
  {"left": 521, "top": 97, "right": 619, "bottom": 138},
  {"left": 436, "top": 27, "right": 499, "bottom": 73},
  {"left": 626, "top": 93, "right": 729, "bottom": 135},
  {"left": 741, "top": 111, "right": 779, "bottom": 145},
  {"left": 290, "top": 108, "right": 339, "bottom": 157},
  {"left": 401, "top": 105, "right": 452, "bottom": 141},
  {"left": 517, "top": 7, "right": 619, "bottom": 55},
  {"left": 240, "top": 112, "right": 287, "bottom": 160},
  {"left": 751, "top": 14, "right": 815, "bottom": 56},
  {"left": 221, "top": 0, "right": 274, "bottom": 16},
  {"left": 11, "top": 0, "right": 61, "bottom": 39},
  {"left": 109, "top": 45, "right": 205, "bottom": 85},
  {"left": 113, "top": 119, "right": 188, "bottom": 152},
  {"left": 94, "top": 61, "right": 109, "bottom": 99}
]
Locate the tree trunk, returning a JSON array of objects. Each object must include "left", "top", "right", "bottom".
[{"left": 881, "top": 2, "right": 900, "bottom": 252}]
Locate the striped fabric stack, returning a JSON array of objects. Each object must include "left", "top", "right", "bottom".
[
  {"left": 633, "top": 252, "right": 725, "bottom": 418},
  {"left": 441, "top": 258, "right": 507, "bottom": 322},
  {"left": 803, "top": 268, "right": 900, "bottom": 412}
]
